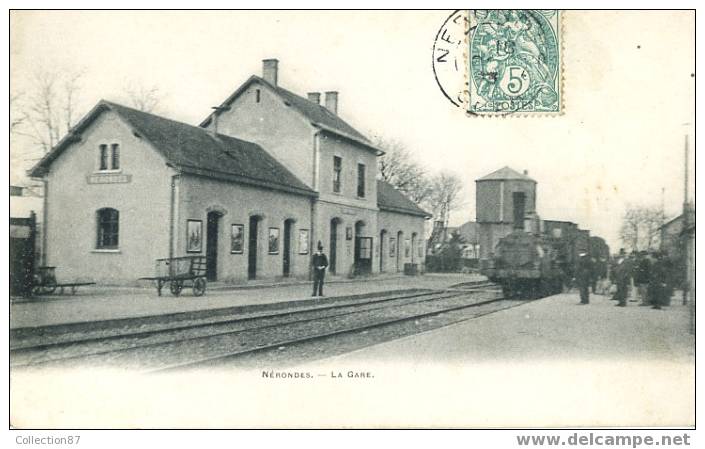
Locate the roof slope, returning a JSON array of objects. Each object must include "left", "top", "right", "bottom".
[
  {"left": 273, "top": 84, "right": 369, "bottom": 143},
  {"left": 30, "top": 101, "right": 315, "bottom": 197},
  {"left": 200, "top": 76, "right": 380, "bottom": 153},
  {"left": 477, "top": 166, "right": 535, "bottom": 182},
  {"left": 377, "top": 180, "right": 430, "bottom": 217}
]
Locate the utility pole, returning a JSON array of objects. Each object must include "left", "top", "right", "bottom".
[
  {"left": 682, "top": 134, "right": 691, "bottom": 309},
  {"left": 683, "top": 134, "right": 689, "bottom": 211}
]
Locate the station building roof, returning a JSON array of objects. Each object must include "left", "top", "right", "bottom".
[
  {"left": 476, "top": 166, "right": 536, "bottom": 183},
  {"left": 199, "top": 75, "right": 384, "bottom": 156},
  {"left": 29, "top": 101, "right": 317, "bottom": 198},
  {"left": 377, "top": 180, "right": 431, "bottom": 218}
]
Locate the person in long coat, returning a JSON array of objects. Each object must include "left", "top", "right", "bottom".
[
  {"left": 612, "top": 249, "right": 632, "bottom": 307},
  {"left": 634, "top": 252, "right": 653, "bottom": 306},
  {"left": 575, "top": 253, "right": 592, "bottom": 304},
  {"left": 649, "top": 253, "right": 669, "bottom": 310}
]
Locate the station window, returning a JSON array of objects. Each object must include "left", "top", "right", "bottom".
[
  {"left": 111, "top": 144, "right": 120, "bottom": 170},
  {"left": 99, "top": 145, "right": 109, "bottom": 170},
  {"left": 357, "top": 163, "right": 365, "bottom": 198},
  {"left": 333, "top": 156, "right": 342, "bottom": 193},
  {"left": 98, "top": 143, "right": 120, "bottom": 171},
  {"left": 96, "top": 208, "right": 119, "bottom": 249}
]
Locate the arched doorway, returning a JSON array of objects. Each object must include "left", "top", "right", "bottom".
[
  {"left": 283, "top": 219, "right": 295, "bottom": 277},
  {"left": 354, "top": 220, "right": 372, "bottom": 275},
  {"left": 248, "top": 215, "right": 262, "bottom": 280},
  {"left": 379, "top": 229, "right": 387, "bottom": 273},
  {"left": 206, "top": 211, "right": 223, "bottom": 281},
  {"left": 396, "top": 231, "right": 403, "bottom": 272},
  {"left": 329, "top": 218, "right": 341, "bottom": 275}
]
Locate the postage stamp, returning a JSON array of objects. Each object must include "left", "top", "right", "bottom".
[{"left": 467, "top": 10, "right": 562, "bottom": 115}]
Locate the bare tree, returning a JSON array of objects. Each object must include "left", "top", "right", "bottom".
[
  {"left": 125, "top": 81, "right": 163, "bottom": 113},
  {"left": 375, "top": 138, "right": 432, "bottom": 204},
  {"left": 428, "top": 171, "right": 464, "bottom": 228},
  {"left": 63, "top": 71, "right": 83, "bottom": 132},
  {"left": 17, "top": 68, "right": 85, "bottom": 154},
  {"left": 619, "top": 205, "right": 665, "bottom": 252},
  {"left": 10, "top": 90, "right": 26, "bottom": 133}
]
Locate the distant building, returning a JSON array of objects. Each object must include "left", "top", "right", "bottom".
[
  {"left": 659, "top": 207, "right": 695, "bottom": 308},
  {"left": 475, "top": 166, "right": 536, "bottom": 261},
  {"left": 660, "top": 214, "right": 686, "bottom": 260}
]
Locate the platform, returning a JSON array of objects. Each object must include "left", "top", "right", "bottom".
[
  {"left": 301, "top": 290, "right": 695, "bottom": 427},
  {"left": 9, "top": 273, "right": 483, "bottom": 329}
]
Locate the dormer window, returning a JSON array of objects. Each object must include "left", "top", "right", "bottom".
[{"left": 98, "top": 143, "right": 120, "bottom": 171}]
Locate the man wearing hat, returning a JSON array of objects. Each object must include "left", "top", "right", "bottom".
[
  {"left": 312, "top": 241, "right": 329, "bottom": 297},
  {"left": 612, "top": 248, "right": 632, "bottom": 307}
]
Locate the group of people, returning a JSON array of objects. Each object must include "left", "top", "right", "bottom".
[{"left": 574, "top": 249, "right": 677, "bottom": 309}]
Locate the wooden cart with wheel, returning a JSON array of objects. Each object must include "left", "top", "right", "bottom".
[
  {"left": 32, "top": 266, "right": 58, "bottom": 295},
  {"left": 30, "top": 266, "right": 96, "bottom": 296},
  {"left": 140, "top": 256, "right": 207, "bottom": 297}
]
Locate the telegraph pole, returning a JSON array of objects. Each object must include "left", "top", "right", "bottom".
[{"left": 683, "top": 134, "right": 689, "bottom": 211}]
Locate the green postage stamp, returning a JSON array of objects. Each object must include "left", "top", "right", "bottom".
[{"left": 468, "top": 10, "right": 561, "bottom": 115}]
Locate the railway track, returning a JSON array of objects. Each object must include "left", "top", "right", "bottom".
[{"left": 11, "top": 282, "right": 523, "bottom": 371}]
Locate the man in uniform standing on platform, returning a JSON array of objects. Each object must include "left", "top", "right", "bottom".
[{"left": 312, "top": 241, "right": 329, "bottom": 297}]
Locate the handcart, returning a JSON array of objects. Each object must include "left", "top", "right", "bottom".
[
  {"left": 32, "top": 266, "right": 58, "bottom": 295},
  {"left": 139, "top": 256, "right": 207, "bottom": 297},
  {"left": 31, "top": 266, "right": 96, "bottom": 296}
]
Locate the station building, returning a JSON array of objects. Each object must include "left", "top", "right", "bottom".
[{"left": 29, "top": 59, "right": 429, "bottom": 285}]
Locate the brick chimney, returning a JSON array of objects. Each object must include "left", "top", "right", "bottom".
[
  {"left": 324, "top": 91, "right": 338, "bottom": 115},
  {"left": 307, "top": 92, "right": 321, "bottom": 104},
  {"left": 262, "top": 59, "right": 279, "bottom": 86}
]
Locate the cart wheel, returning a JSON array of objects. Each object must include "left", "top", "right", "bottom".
[
  {"left": 156, "top": 280, "right": 164, "bottom": 296},
  {"left": 41, "top": 278, "right": 58, "bottom": 295},
  {"left": 193, "top": 277, "right": 206, "bottom": 297},
  {"left": 170, "top": 280, "right": 183, "bottom": 297}
]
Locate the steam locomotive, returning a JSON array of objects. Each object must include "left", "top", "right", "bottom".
[
  {"left": 481, "top": 217, "right": 608, "bottom": 299},
  {"left": 482, "top": 230, "right": 565, "bottom": 298}
]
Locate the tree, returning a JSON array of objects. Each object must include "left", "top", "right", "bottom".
[
  {"left": 428, "top": 171, "right": 464, "bottom": 228},
  {"left": 10, "top": 90, "right": 26, "bottom": 133},
  {"left": 16, "top": 68, "right": 85, "bottom": 155},
  {"left": 125, "top": 81, "right": 163, "bottom": 113},
  {"left": 619, "top": 205, "right": 665, "bottom": 252},
  {"left": 375, "top": 138, "right": 432, "bottom": 204}
]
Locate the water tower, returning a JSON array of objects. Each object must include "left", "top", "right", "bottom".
[{"left": 475, "top": 166, "right": 537, "bottom": 260}]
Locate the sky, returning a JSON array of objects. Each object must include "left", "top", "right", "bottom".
[{"left": 9, "top": 10, "right": 695, "bottom": 250}]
